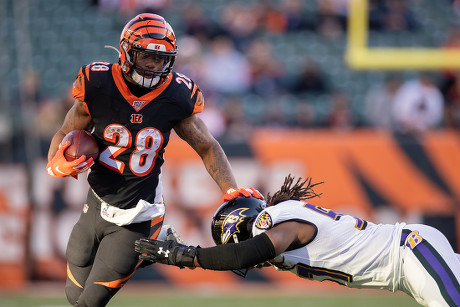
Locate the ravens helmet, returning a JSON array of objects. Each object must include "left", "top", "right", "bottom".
[
  {"left": 119, "top": 13, "right": 177, "bottom": 88},
  {"left": 211, "top": 197, "right": 267, "bottom": 246}
]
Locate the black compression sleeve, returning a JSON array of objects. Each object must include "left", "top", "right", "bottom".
[{"left": 196, "top": 233, "right": 276, "bottom": 270}]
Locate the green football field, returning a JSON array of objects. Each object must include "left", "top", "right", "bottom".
[
  {"left": 0, "top": 294, "right": 419, "bottom": 307},
  {"left": 0, "top": 284, "right": 420, "bottom": 307}
]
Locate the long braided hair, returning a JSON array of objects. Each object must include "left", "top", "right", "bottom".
[{"left": 266, "top": 174, "right": 323, "bottom": 207}]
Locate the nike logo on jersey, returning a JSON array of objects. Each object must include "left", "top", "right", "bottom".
[{"left": 131, "top": 114, "right": 143, "bottom": 123}]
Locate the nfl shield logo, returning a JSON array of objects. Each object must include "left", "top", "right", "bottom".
[{"left": 133, "top": 101, "right": 146, "bottom": 111}]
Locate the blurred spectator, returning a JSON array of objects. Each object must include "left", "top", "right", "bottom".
[
  {"left": 0, "top": 106, "right": 13, "bottom": 162},
  {"left": 174, "top": 36, "right": 205, "bottom": 82},
  {"left": 452, "top": 0, "right": 460, "bottom": 16},
  {"left": 392, "top": 74, "right": 444, "bottom": 134},
  {"left": 181, "top": 2, "right": 222, "bottom": 42},
  {"left": 35, "top": 86, "right": 74, "bottom": 157},
  {"left": 363, "top": 75, "right": 402, "bottom": 130},
  {"left": 196, "top": 96, "right": 227, "bottom": 139},
  {"left": 314, "top": 0, "right": 348, "bottom": 40},
  {"left": 439, "top": 26, "right": 460, "bottom": 93},
  {"left": 442, "top": 71, "right": 460, "bottom": 129},
  {"left": 220, "top": 3, "right": 260, "bottom": 49},
  {"left": 201, "top": 36, "right": 251, "bottom": 96},
  {"left": 220, "top": 96, "right": 253, "bottom": 142},
  {"left": 324, "top": 90, "right": 355, "bottom": 130},
  {"left": 279, "top": 0, "right": 311, "bottom": 31},
  {"left": 369, "top": 0, "right": 417, "bottom": 32},
  {"left": 11, "top": 71, "right": 45, "bottom": 162},
  {"left": 382, "top": 0, "right": 417, "bottom": 32},
  {"left": 246, "top": 38, "right": 287, "bottom": 97},
  {"left": 264, "top": 100, "right": 289, "bottom": 127},
  {"left": 290, "top": 58, "right": 329, "bottom": 94},
  {"left": 258, "top": 1, "right": 288, "bottom": 34},
  {"left": 290, "top": 100, "right": 317, "bottom": 128}
]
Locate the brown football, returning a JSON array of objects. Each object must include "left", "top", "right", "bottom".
[{"left": 62, "top": 130, "right": 99, "bottom": 161}]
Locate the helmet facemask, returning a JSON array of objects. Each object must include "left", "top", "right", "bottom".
[{"left": 123, "top": 44, "right": 175, "bottom": 89}]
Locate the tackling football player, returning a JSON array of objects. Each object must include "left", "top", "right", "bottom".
[
  {"left": 47, "top": 13, "right": 261, "bottom": 307},
  {"left": 136, "top": 175, "right": 460, "bottom": 307}
]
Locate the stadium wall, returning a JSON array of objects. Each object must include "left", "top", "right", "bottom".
[{"left": 0, "top": 128, "right": 459, "bottom": 289}]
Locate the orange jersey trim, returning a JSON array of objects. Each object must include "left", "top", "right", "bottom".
[
  {"left": 67, "top": 263, "right": 83, "bottom": 289},
  {"left": 111, "top": 64, "right": 172, "bottom": 112},
  {"left": 72, "top": 67, "right": 86, "bottom": 101},
  {"left": 192, "top": 87, "right": 204, "bottom": 115}
]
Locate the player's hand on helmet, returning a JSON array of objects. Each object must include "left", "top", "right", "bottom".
[
  {"left": 223, "top": 187, "right": 264, "bottom": 202},
  {"left": 46, "top": 141, "right": 94, "bottom": 179},
  {"left": 135, "top": 235, "right": 197, "bottom": 269}
]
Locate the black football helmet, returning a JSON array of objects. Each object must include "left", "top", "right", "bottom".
[
  {"left": 211, "top": 197, "right": 267, "bottom": 245},
  {"left": 211, "top": 197, "right": 267, "bottom": 277}
]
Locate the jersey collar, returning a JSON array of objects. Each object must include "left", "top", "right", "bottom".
[{"left": 112, "top": 63, "right": 172, "bottom": 112}]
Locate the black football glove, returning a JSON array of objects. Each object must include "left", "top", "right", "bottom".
[{"left": 135, "top": 236, "right": 196, "bottom": 269}]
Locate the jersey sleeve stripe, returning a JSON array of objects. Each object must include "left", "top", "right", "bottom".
[
  {"left": 191, "top": 87, "right": 204, "bottom": 115},
  {"left": 72, "top": 67, "right": 86, "bottom": 102}
]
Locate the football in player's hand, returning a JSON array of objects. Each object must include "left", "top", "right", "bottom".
[{"left": 62, "top": 130, "right": 99, "bottom": 161}]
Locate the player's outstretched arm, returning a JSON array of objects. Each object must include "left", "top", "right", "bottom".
[
  {"left": 135, "top": 232, "right": 276, "bottom": 270},
  {"left": 135, "top": 221, "right": 315, "bottom": 270},
  {"left": 174, "top": 115, "right": 237, "bottom": 193}
]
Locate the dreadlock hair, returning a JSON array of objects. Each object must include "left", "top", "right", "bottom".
[{"left": 266, "top": 174, "right": 323, "bottom": 207}]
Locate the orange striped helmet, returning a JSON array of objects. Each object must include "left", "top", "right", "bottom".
[{"left": 119, "top": 13, "right": 177, "bottom": 88}]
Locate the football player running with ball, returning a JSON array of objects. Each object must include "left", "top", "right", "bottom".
[
  {"left": 136, "top": 175, "right": 460, "bottom": 307},
  {"left": 47, "top": 13, "right": 261, "bottom": 306}
]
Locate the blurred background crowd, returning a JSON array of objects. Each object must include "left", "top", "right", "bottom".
[
  {"left": 1, "top": 0, "right": 460, "bottom": 289},
  {"left": 1, "top": 0, "right": 460, "bottom": 164}
]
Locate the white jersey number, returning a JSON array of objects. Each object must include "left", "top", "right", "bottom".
[
  {"left": 304, "top": 203, "right": 368, "bottom": 231},
  {"left": 98, "top": 124, "right": 163, "bottom": 176}
]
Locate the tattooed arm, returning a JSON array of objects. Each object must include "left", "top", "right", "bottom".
[
  {"left": 47, "top": 99, "right": 93, "bottom": 161},
  {"left": 174, "top": 114, "right": 237, "bottom": 193}
]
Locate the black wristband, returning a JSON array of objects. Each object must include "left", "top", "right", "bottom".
[{"left": 196, "top": 233, "right": 276, "bottom": 270}]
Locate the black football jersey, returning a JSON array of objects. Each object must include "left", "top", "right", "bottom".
[{"left": 72, "top": 62, "right": 204, "bottom": 209}]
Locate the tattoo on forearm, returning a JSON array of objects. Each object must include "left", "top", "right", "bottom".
[{"left": 176, "top": 118, "right": 236, "bottom": 191}]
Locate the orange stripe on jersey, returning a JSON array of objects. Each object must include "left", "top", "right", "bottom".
[
  {"left": 190, "top": 84, "right": 198, "bottom": 98},
  {"left": 72, "top": 67, "right": 86, "bottom": 101},
  {"left": 81, "top": 100, "right": 90, "bottom": 116},
  {"left": 67, "top": 263, "right": 83, "bottom": 289},
  {"left": 192, "top": 87, "right": 204, "bottom": 115},
  {"left": 111, "top": 64, "right": 172, "bottom": 111},
  {"left": 85, "top": 66, "right": 91, "bottom": 82}
]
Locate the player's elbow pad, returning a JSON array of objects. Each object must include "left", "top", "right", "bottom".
[{"left": 196, "top": 233, "right": 276, "bottom": 270}]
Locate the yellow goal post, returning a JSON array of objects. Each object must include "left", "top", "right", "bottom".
[{"left": 345, "top": 0, "right": 460, "bottom": 70}]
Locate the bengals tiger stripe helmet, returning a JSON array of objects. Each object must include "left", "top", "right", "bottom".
[{"left": 119, "top": 13, "right": 177, "bottom": 88}]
